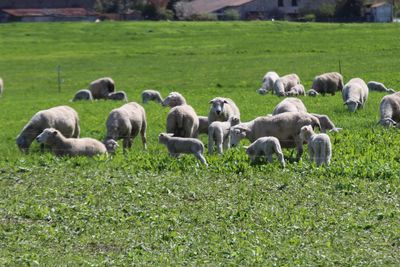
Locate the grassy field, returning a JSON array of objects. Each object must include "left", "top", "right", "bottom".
[{"left": 0, "top": 21, "right": 399, "bottom": 265}]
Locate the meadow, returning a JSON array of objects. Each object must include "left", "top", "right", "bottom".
[{"left": 0, "top": 21, "right": 399, "bottom": 265}]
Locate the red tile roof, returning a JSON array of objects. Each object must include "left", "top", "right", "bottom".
[{"left": 1, "top": 8, "right": 96, "bottom": 17}]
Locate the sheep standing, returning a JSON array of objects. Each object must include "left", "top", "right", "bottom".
[
  {"left": 286, "top": 84, "right": 305, "bottom": 96},
  {"left": 104, "top": 102, "right": 147, "bottom": 152},
  {"left": 258, "top": 71, "right": 279, "bottom": 94},
  {"left": 311, "top": 72, "right": 343, "bottom": 96},
  {"left": 208, "top": 97, "right": 240, "bottom": 125},
  {"left": 342, "top": 78, "right": 369, "bottom": 112},
  {"left": 16, "top": 106, "right": 80, "bottom": 152},
  {"left": 244, "top": 137, "right": 285, "bottom": 167},
  {"left": 208, "top": 116, "right": 240, "bottom": 154},
  {"left": 272, "top": 97, "right": 307, "bottom": 115},
  {"left": 158, "top": 133, "right": 208, "bottom": 166},
  {"left": 367, "top": 81, "right": 396, "bottom": 94},
  {"left": 377, "top": 92, "right": 400, "bottom": 127},
  {"left": 107, "top": 91, "right": 128, "bottom": 101},
  {"left": 89, "top": 77, "right": 115, "bottom": 99},
  {"left": 273, "top": 74, "right": 300, "bottom": 97},
  {"left": 72, "top": 89, "right": 93, "bottom": 102},
  {"left": 197, "top": 116, "right": 209, "bottom": 135},
  {"left": 36, "top": 128, "right": 107, "bottom": 157},
  {"left": 300, "top": 125, "right": 332, "bottom": 166},
  {"left": 142, "top": 89, "right": 163, "bottom": 104},
  {"left": 0, "top": 78, "right": 3, "bottom": 97}
]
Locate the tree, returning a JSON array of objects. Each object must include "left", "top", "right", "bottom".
[{"left": 335, "top": 0, "right": 365, "bottom": 19}]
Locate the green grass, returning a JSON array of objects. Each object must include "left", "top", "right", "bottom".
[{"left": 0, "top": 21, "right": 400, "bottom": 265}]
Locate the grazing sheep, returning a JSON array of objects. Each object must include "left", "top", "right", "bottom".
[
  {"left": 208, "top": 116, "right": 240, "bottom": 154},
  {"left": 311, "top": 72, "right": 344, "bottom": 96},
  {"left": 258, "top": 71, "right": 279, "bottom": 94},
  {"left": 36, "top": 128, "right": 107, "bottom": 157},
  {"left": 286, "top": 84, "right": 305, "bottom": 96},
  {"left": 300, "top": 125, "right": 332, "bottom": 166},
  {"left": 244, "top": 137, "right": 285, "bottom": 167},
  {"left": 342, "top": 78, "right": 369, "bottom": 112},
  {"left": 162, "top": 92, "right": 186, "bottom": 107},
  {"left": 367, "top": 81, "right": 396, "bottom": 94},
  {"left": 89, "top": 77, "right": 115, "bottom": 99},
  {"left": 142, "top": 89, "right": 163, "bottom": 104},
  {"left": 307, "top": 89, "right": 320, "bottom": 97},
  {"left": 104, "top": 139, "right": 119, "bottom": 154},
  {"left": 158, "top": 133, "right": 208, "bottom": 166},
  {"left": 208, "top": 97, "right": 240, "bottom": 124},
  {"left": 72, "top": 89, "right": 93, "bottom": 102},
  {"left": 272, "top": 97, "right": 307, "bottom": 115},
  {"left": 310, "top": 113, "right": 342, "bottom": 133},
  {"left": 197, "top": 116, "right": 209, "bottom": 135},
  {"left": 107, "top": 91, "right": 128, "bottom": 101},
  {"left": 0, "top": 78, "right": 3, "bottom": 97},
  {"left": 104, "top": 102, "right": 147, "bottom": 151},
  {"left": 230, "top": 112, "right": 320, "bottom": 161},
  {"left": 16, "top": 106, "right": 80, "bottom": 152},
  {"left": 377, "top": 92, "right": 400, "bottom": 127},
  {"left": 273, "top": 74, "right": 301, "bottom": 97}
]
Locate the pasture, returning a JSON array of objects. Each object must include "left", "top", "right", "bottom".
[{"left": 0, "top": 21, "right": 399, "bottom": 265}]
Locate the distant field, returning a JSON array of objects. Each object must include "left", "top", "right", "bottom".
[{"left": 0, "top": 21, "right": 399, "bottom": 265}]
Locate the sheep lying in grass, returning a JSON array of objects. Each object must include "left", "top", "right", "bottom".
[
  {"left": 142, "top": 89, "right": 163, "bottom": 104},
  {"left": 36, "top": 128, "right": 106, "bottom": 157},
  {"left": 286, "top": 84, "right": 305, "bottom": 96},
  {"left": 244, "top": 136, "right": 285, "bottom": 167},
  {"left": 273, "top": 74, "right": 300, "bottom": 97},
  {"left": 0, "top": 78, "right": 3, "bottom": 97},
  {"left": 258, "top": 71, "right": 279, "bottom": 94},
  {"left": 208, "top": 116, "right": 240, "bottom": 154},
  {"left": 208, "top": 97, "right": 240, "bottom": 124},
  {"left": 377, "top": 92, "right": 400, "bottom": 127},
  {"left": 307, "top": 89, "right": 320, "bottom": 97},
  {"left": 367, "top": 81, "right": 396, "bottom": 94},
  {"left": 107, "top": 91, "right": 128, "bottom": 101},
  {"left": 310, "top": 113, "right": 342, "bottom": 133},
  {"left": 342, "top": 78, "right": 369, "bottom": 112},
  {"left": 16, "top": 105, "right": 80, "bottom": 152},
  {"left": 300, "top": 125, "right": 332, "bottom": 166},
  {"left": 197, "top": 116, "right": 209, "bottom": 135},
  {"left": 89, "top": 77, "right": 115, "bottom": 99},
  {"left": 72, "top": 89, "right": 93, "bottom": 102},
  {"left": 272, "top": 97, "right": 307, "bottom": 115},
  {"left": 158, "top": 133, "right": 208, "bottom": 166},
  {"left": 312, "top": 72, "right": 343, "bottom": 96}
]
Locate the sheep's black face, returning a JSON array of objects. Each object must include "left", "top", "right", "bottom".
[{"left": 16, "top": 136, "right": 29, "bottom": 152}]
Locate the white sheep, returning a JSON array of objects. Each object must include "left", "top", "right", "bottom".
[
  {"left": 208, "top": 97, "right": 240, "bottom": 124},
  {"left": 244, "top": 136, "right": 285, "bottom": 167},
  {"left": 158, "top": 133, "right": 208, "bottom": 166},
  {"left": 72, "top": 89, "right": 93, "bottom": 102},
  {"left": 342, "top": 78, "right": 369, "bottom": 112},
  {"left": 0, "top": 78, "right": 3, "bottom": 97},
  {"left": 162, "top": 92, "right": 187, "bottom": 107},
  {"left": 258, "top": 71, "right": 279, "bottom": 94},
  {"left": 36, "top": 128, "right": 107, "bottom": 157},
  {"left": 273, "top": 74, "right": 301, "bottom": 97},
  {"left": 307, "top": 89, "right": 320, "bottom": 97},
  {"left": 300, "top": 125, "right": 332, "bottom": 166},
  {"left": 310, "top": 113, "right": 342, "bottom": 133},
  {"left": 197, "top": 116, "right": 209, "bottom": 135},
  {"left": 107, "top": 91, "right": 128, "bottom": 101},
  {"left": 208, "top": 116, "right": 240, "bottom": 154},
  {"left": 311, "top": 72, "right": 344, "bottom": 96},
  {"left": 377, "top": 92, "right": 400, "bottom": 127},
  {"left": 89, "top": 77, "right": 115, "bottom": 99},
  {"left": 142, "top": 89, "right": 163, "bottom": 104},
  {"left": 104, "top": 102, "right": 147, "bottom": 151},
  {"left": 286, "top": 84, "right": 305, "bottom": 96},
  {"left": 16, "top": 105, "right": 80, "bottom": 152},
  {"left": 367, "top": 81, "right": 396, "bottom": 94},
  {"left": 272, "top": 97, "right": 307, "bottom": 115}
]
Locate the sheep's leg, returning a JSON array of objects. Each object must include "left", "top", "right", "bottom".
[
  {"left": 294, "top": 136, "right": 303, "bottom": 161},
  {"left": 140, "top": 121, "right": 147, "bottom": 150},
  {"left": 123, "top": 137, "right": 132, "bottom": 150},
  {"left": 308, "top": 147, "right": 315, "bottom": 163},
  {"left": 40, "top": 143, "right": 45, "bottom": 153},
  {"left": 194, "top": 152, "right": 208, "bottom": 166},
  {"left": 315, "top": 145, "right": 323, "bottom": 167},
  {"left": 326, "top": 143, "right": 331, "bottom": 166},
  {"left": 276, "top": 151, "right": 285, "bottom": 168},
  {"left": 216, "top": 132, "right": 223, "bottom": 154},
  {"left": 208, "top": 134, "right": 214, "bottom": 155},
  {"left": 223, "top": 135, "right": 230, "bottom": 150},
  {"left": 267, "top": 154, "right": 273, "bottom": 163}
]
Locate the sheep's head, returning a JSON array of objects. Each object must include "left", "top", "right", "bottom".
[
  {"left": 162, "top": 92, "right": 186, "bottom": 107},
  {"left": 229, "top": 126, "right": 249, "bottom": 147},
  {"left": 209, "top": 98, "right": 228, "bottom": 115},
  {"left": 229, "top": 116, "right": 241, "bottom": 126},
  {"left": 307, "top": 89, "right": 319, "bottom": 97},
  {"left": 300, "top": 125, "right": 314, "bottom": 141},
  {"left": 344, "top": 100, "right": 361, "bottom": 112},
  {"left": 158, "top": 133, "right": 173, "bottom": 144},
  {"left": 378, "top": 118, "right": 397, "bottom": 128},
  {"left": 16, "top": 135, "right": 29, "bottom": 153},
  {"left": 104, "top": 139, "right": 119, "bottom": 154},
  {"left": 36, "top": 128, "right": 58, "bottom": 145},
  {"left": 257, "top": 88, "right": 267, "bottom": 95},
  {"left": 244, "top": 145, "right": 257, "bottom": 162}
]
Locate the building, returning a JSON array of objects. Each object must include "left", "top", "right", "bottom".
[
  {"left": 365, "top": 2, "right": 393, "bottom": 22},
  {"left": 0, "top": 0, "right": 96, "bottom": 9}
]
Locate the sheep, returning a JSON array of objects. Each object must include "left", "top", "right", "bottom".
[
  {"left": 273, "top": 74, "right": 301, "bottom": 97},
  {"left": 197, "top": 116, "right": 209, "bottom": 135},
  {"left": 230, "top": 112, "right": 321, "bottom": 161},
  {"left": 311, "top": 72, "right": 344, "bottom": 96},
  {"left": 208, "top": 97, "right": 240, "bottom": 125},
  {"left": 377, "top": 92, "right": 400, "bottom": 127},
  {"left": 342, "top": 78, "right": 369, "bottom": 112},
  {"left": 208, "top": 116, "right": 240, "bottom": 154},
  {"left": 36, "top": 128, "right": 107, "bottom": 157},
  {"left": 307, "top": 89, "right": 320, "bottom": 97},
  {"left": 0, "top": 78, "right": 3, "bottom": 97},
  {"left": 142, "top": 89, "right": 163, "bottom": 104},
  {"left": 104, "top": 102, "right": 147, "bottom": 151},
  {"left": 367, "top": 81, "right": 396, "bottom": 94},
  {"left": 89, "top": 77, "right": 115, "bottom": 99},
  {"left": 72, "top": 89, "right": 93, "bottom": 102},
  {"left": 258, "top": 71, "right": 279, "bottom": 94},
  {"left": 310, "top": 113, "right": 342, "bottom": 133},
  {"left": 158, "top": 133, "right": 208, "bottom": 166},
  {"left": 244, "top": 137, "right": 285, "bottom": 167},
  {"left": 300, "top": 125, "right": 332, "bottom": 166},
  {"left": 162, "top": 92, "right": 186, "bottom": 107},
  {"left": 103, "top": 139, "right": 119, "bottom": 154},
  {"left": 16, "top": 105, "right": 80, "bottom": 153},
  {"left": 272, "top": 97, "right": 307, "bottom": 115},
  {"left": 107, "top": 91, "right": 128, "bottom": 101},
  {"left": 286, "top": 84, "right": 305, "bottom": 96}
]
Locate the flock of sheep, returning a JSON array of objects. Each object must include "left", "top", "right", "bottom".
[{"left": 7, "top": 70, "right": 400, "bottom": 168}]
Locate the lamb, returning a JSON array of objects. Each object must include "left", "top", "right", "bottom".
[
  {"left": 367, "top": 81, "right": 396, "bottom": 94},
  {"left": 230, "top": 112, "right": 321, "bottom": 161},
  {"left": 36, "top": 128, "right": 107, "bottom": 157},
  {"left": 273, "top": 74, "right": 301, "bottom": 97},
  {"left": 72, "top": 89, "right": 93, "bottom": 102},
  {"left": 307, "top": 89, "right": 320, "bottom": 97},
  {"left": 107, "top": 91, "right": 128, "bottom": 101},
  {"left": 142, "top": 89, "right": 163, "bottom": 104},
  {"left": 88, "top": 77, "right": 115, "bottom": 99},
  {"left": 104, "top": 102, "right": 147, "bottom": 151},
  {"left": 244, "top": 137, "right": 285, "bottom": 167},
  {"left": 311, "top": 72, "right": 344, "bottom": 96},
  {"left": 310, "top": 113, "right": 342, "bottom": 133},
  {"left": 0, "top": 78, "right": 3, "bottom": 97},
  {"left": 342, "top": 78, "right": 369, "bottom": 112},
  {"left": 258, "top": 71, "right": 279, "bottom": 94},
  {"left": 208, "top": 97, "right": 240, "bottom": 124},
  {"left": 158, "top": 133, "right": 208, "bottom": 166},
  {"left": 16, "top": 105, "right": 80, "bottom": 152},
  {"left": 197, "top": 116, "right": 209, "bottom": 135},
  {"left": 286, "top": 84, "right": 305, "bottom": 96},
  {"left": 272, "top": 97, "right": 307, "bottom": 115},
  {"left": 377, "top": 92, "right": 400, "bottom": 127},
  {"left": 208, "top": 116, "right": 240, "bottom": 154},
  {"left": 300, "top": 125, "right": 332, "bottom": 166}
]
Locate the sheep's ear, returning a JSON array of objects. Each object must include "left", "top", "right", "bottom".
[
  {"left": 52, "top": 131, "right": 58, "bottom": 136},
  {"left": 223, "top": 100, "right": 228, "bottom": 104},
  {"left": 209, "top": 100, "right": 214, "bottom": 104}
]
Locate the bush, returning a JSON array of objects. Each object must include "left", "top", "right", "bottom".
[
  {"left": 186, "top": 13, "right": 218, "bottom": 21},
  {"left": 223, "top": 9, "right": 240, "bottom": 21},
  {"left": 302, "top": 14, "right": 316, "bottom": 22},
  {"left": 142, "top": 4, "right": 174, "bottom": 20}
]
